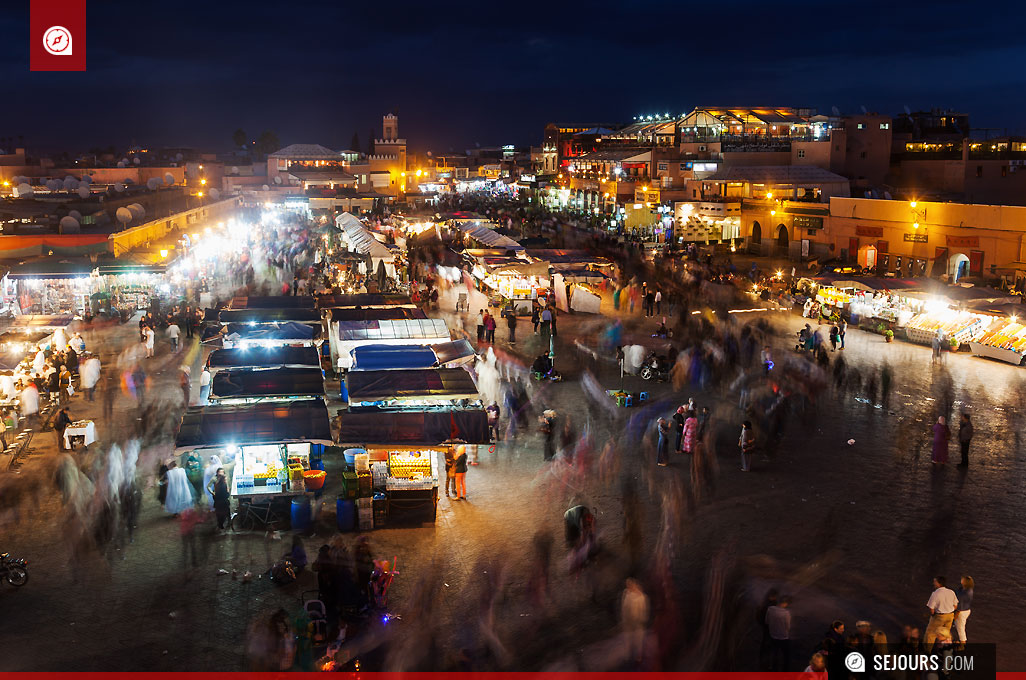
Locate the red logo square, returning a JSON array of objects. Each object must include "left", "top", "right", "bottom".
[{"left": 30, "top": 0, "right": 86, "bottom": 71}]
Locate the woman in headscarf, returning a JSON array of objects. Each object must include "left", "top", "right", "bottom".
[
  {"left": 202, "top": 454, "right": 222, "bottom": 509},
  {"left": 164, "top": 461, "right": 195, "bottom": 516}
]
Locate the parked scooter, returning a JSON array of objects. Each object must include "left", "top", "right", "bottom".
[
  {"left": 0, "top": 552, "right": 28, "bottom": 586},
  {"left": 639, "top": 351, "right": 671, "bottom": 381}
]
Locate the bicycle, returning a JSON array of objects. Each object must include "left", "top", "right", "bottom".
[{"left": 230, "top": 501, "right": 285, "bottom": 532}]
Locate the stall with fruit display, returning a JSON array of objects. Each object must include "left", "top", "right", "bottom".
[
  {"left": 904, "top": 308, "right": 986, "bottom": 345},
  {"left": 336, "top": 409, "right": 490, "bottom": 526},
  {"left": 965, "top": 304, "right": 1026, "bottom": 365},
  {"left": 174, "top": 399, "right": 333, "bottom": 527}
]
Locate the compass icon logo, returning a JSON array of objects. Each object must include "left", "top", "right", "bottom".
[{"left": 43, "top": 26, "right": 73, "bottom": 56}]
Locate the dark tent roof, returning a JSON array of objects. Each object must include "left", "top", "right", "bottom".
[
  {"left": 97, "top": 263, "right": 166, "bottom": 276},
  {"left": 8, "top": 315, "right": 74, "bottom": 330},
  {"left": 346, "top": 368, "right": 478, "bottom": 403},
  {"left": 175, "top": 399, "right": 333, "bottom": 450},
  {"left": 211, "top": 367, "right": 326, "bottom": 399},
  {"left": 206, "top": 346, "right": 321, "bottom": 370},
  {"left": 329, "top": 307, "right": 426, "bottom": 322},
  {"left": 337, "top": 409, "right": 489, "bottom": 445},
  {"left": 218, "top": 308, "right": 322, "bottom": 324},
  {"left": 0, "top": 353, "right": 24, "bottom": 371},
  {"left": 349, "top": 339, "right": 476, "bottom": 370},
  {"left": 6, "top": 260, "right": 93, "bottom": 279},
  {"left": 0, "top": 331, "right": 52, "bottom": 346},
  {"left": 314, "top": 293, "right": 412, "bottom": 309},
  {"left": 223, "top": 321, "right": 321, "bottom": 340},
  {"left": 228, "top": 296, "right": 315, "bottom": 309}
]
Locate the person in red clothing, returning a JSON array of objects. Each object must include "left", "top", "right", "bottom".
[{"left": 483, "top": 312, "right": 497, "bottom": 343}]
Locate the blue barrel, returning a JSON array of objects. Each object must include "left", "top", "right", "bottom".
[
  {"left": 336, "top": 497, "right": 356, "bottom": 531},
  {"left": 291, "top": 497, "right": 312, "bottom": 532},
  {"left": 343, "top": 447, "right": 365, "bottom": 468}
]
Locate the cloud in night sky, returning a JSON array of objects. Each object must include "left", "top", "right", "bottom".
[{"left": 2, "top": 0, "right": 1026, "bottom": 154}]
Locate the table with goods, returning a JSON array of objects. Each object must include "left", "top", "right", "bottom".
[{"left": 336, "top": 446, "right": 440, "bottom": 531}]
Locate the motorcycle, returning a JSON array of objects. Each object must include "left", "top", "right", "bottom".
[
  {"left": 0, "top": 552, "right": 28, "bottom": 587},
  {"left": 639, "top": 351, "right": 671, "bottom": 381}
]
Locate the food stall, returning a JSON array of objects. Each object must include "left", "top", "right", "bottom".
[
  {"left": 464, "top": 253, "right": 548, "bottom": 314},
  {"left": 968, "top": 315, "right": 1026, "bottom": 364},
  {"left": 227, "top": 295, "right": 316, "bottom": 310},
  {"left": 205, "top": 345, "right": 322, "bottom": 375},
  {"left": 806, "top": 276, "right": 924, "bottom": 327},
  {"left": 314, "top": 293, "right": 414, "bottom": 310},
  {"left": 332, "top": 318, "right": 451, "bottom": 371},
  {"left": 336, "top": 408, "right": 490, "bottom": 525},
  {"left": 326, "top": 307, "right": 428, "bottom": 367},
  {"left": 218, "top": 307, "right": 323, "bottom": 325},
  {"left": 558, "top": 270, "right": 608, "bottom": 314},
  {"left": 345, "top": 368, "right": 480, "bottom": 410},
  {"left": 348, "top": 340, "right": 476, "bottom": 371},
  {"left": 174, "top": 399, "right": 333, "bottom": 515},
  {"left": 209, "top": 367, "right": 327, "bottom": 405},
  {"left": 903, "top": 286, "right": 1017, "bottom": 346},
  {"left": 213, "top": 321, "right": 323, "bottom": 350}
]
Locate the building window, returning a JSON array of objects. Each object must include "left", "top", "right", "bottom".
[
  {"left": 860, "top": 151, "right": 867, "bottom": 159},
  {"left": 658, "top": 162, "right": 668, "bottom": 171},
  {"left": 880, "top": 122, "right": 890, "bottom": 130},
  {"left": 857, "top": 123, "right": 865, "bottom": 130},
  {"left": 977, "top": 166, "right": 983, "bottom": 177},
  {"left": 679, "top": 163, "right": 687, "bottom": 171},
  {"left": 797, "top": 149, "right": 805, "bottom": 159}
]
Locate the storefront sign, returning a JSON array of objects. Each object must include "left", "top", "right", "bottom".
[
  {"left": 793, "top": 215, "right": 823, "bottom": 230},
  {"left": 904, "top": 232, "right": 928, "bottom": 243},
  {"left": 946, "top": 235, "right": 979, "bottom": 248},
  {"left": 634, "top": 187, "right": 660, "bottom": 203},
  {"left": 856, "top": 225, "right": 884, "bottom": 237}
]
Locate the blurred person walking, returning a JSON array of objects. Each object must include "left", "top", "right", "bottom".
[
  {"left": 958, "top": 412, "right": 973, "bottom": 467},
  {"left": 81, "top": 354, "right": 100, "bottom": 402},
  {"left": 739, "top": 420, "right": 755, "bottom": 472},
  {"left": 656, "top": 417, "right": 670, "bottom": 467},
  {"left": 932, "top": 416, "right": 950, "bottom": 465},
  {"left": 620, "top": 577, "right": 650, "bottom": 665}
]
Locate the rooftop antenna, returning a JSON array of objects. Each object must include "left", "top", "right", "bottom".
[
  {"left": 831, "top": 106, "right": 840, "bottom": 117},
  {"left": 860, "top": 105, "right": 868, "bottom": 114},
  {"left": 904, "top": 104, "right": 912, "bottom": 115}
]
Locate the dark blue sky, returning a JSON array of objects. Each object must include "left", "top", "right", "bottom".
[{"left": 3, "top": 0, "right": 1026, "bottom": 154}]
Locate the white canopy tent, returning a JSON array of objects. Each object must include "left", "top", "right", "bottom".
[
  {"left": 457, "top": 222, "right": 524, "bottom": 252},
  {"left": 334, "top": 212, "right": 398, "bottom": 278}
]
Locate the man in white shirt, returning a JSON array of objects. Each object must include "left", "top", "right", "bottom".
[
  {"left": 654, "top": 289, "right": 663, "bottom": 315},
  {"left": 925, "top": 576, "right": 959, "bottom": 645},
  {"left": 167, "top": 322, "right": 181, "bottom": 352},
  {"left": 765, "top": 595, "right": 792, "bottom": 671},
  {"left": 199, "top": 367, "right": 211, "bottom": 405},
  {"left": 144, "top": 326, "right": 155, "bottom": 358}
]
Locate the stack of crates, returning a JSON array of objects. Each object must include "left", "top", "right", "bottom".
[
  {"left": 340, "top": 470, "right": 358, "bottom": 500},
  {"left": 357, "top": 497, "right": 373, "bottom": 530}
]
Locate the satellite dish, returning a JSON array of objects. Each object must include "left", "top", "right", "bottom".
[
  {"left": 146, "top": 177, "right": 161, "bottom": 190},
  {"left": 274, "top": 175, "right": 282, "bottom": 185},
  {"left": 59, "top": 216, "right": 80, "bottom": 233},
  {"left": 127, "top": 203, "right": 146, "bottom": 219},
  {"left": 860, "top": 105, "right": 868, "bottom": 114},
  {"left": 831, "top": 105, "right": 840, "bottom": 117},
  {"left": 69, "top": 209, "right": 82, "bottom": 220},
  {"left": 164, "top": 173, "right": 174, "bottom": 185},
  {"left": 175, "top": 153, "right": 184, "bottom": 161},
  {"left": 116, "top": 161, "right": 126, "bottom": 168},
  {"left": 133, "top": 157, "right": 141, "bottom": 165},
  {"left": 231, "top": 166, "right": 239, "bottom": 174},
  {"left": 208, "top": 188, "right": 220, "bottom": 200},
  {"left": 15, "top": 183, "right": 33, "bottom": 197},
  {"left": 63, "top": 177, "right": 79, "bottom": 190},
  {"left": 77, "top": 185, "right": 90, "bottom": 199},
  {"left": 80, "top": 174, "right": 92, "bottom": 185},
  {"left": 116, "top": 207, "right": 133, "bottom": 224},
  {"left": 904, "top": 104, "right": 912, "bottom": 115},
  {"left": 114, "top": 182, "right": 125, "bottom": 192},
  {"left": 262, "top": 184, "right": 270, "bottom": 191}
]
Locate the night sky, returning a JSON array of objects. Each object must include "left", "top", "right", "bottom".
[{"left": 4, "top": 0, "right": 1026, "bottom": 155}]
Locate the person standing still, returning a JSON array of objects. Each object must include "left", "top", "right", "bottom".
[
  {"left": 953, "top": 576, "right": 974, "bottom": 647},
  {"left": 484, "top": 312, "right": 496, "bottom": 343},
  {"left": 739, "top": 420, "right": 755, "bottom": 472},
  {"left": 656, "top": 417, "right": 670, "bottom": 466},
  {"left": 207, "top": 468, "right": 231, "bottom": 530},
  {"left": 925, "top": 576, "right": 959, "bottom": 646},
  {"left": 531, "top": 306, "right": 540, "bottom": 334},
  {"left": 476, "top": 309, "right": 486, "bottom": 344},
  {"left": 453, "top": 445, "right": 468, "bottom": 500},
  {"left": 839, "top": 318, "right": 847, "bottom": 349},
  {"left": 654, "top": 289, "right": 662, "bottom": 315},
  {"left": 443, "top": 448, "right": 457, "bottom": 498},
  {"left": 167, "top": 322, "right": 181, "bottom": 352},
  {"left": 765, "top": 596, "right": 792, "bottom": 671},
  {"left": 506, "top": 310, "right": 517, "bottom": 344},
  {"left": 55, "top": 407, "right": 72, "bottom": 451},
  {"left": 144, "top": 325, "right": 155, "bottom": 358},
  {"left": 199, "top": 367, "right": 211, "bottom": 405},
  {"left": 958, "top": 413, "right": 973, "bottom": 467}
]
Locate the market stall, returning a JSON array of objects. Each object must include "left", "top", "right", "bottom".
[
  {"left": 463, "top": 252, "right": 548, "bottom": 314},
  {"left": 209, "top": 367, "right": 326, "bottom": 405},
  {"left": 336, "top": 408, "right": 490, "bottom": 525},
  {"left": 806, "top": 276, "right": 924, "bottom": 327},
  {"left": 331, "top": 318, "right": 450, "bottom": 371},
  {"left": 345, "top": 368, "right": 479, "bottom": 410},
  {"left": 334, "top": 213, "right": 398, "bottom": 279},
  {"left": 348, "top": 340, "right": 476, "bottom": 371},
  {"left": 212, "top": 321, "right": 322, "bottom": 350},
  {"left": 206, "top": 346, "right": 322, "bottom": 375},
  {"left": 314, "top": 293, "right": 414, "bottom": 310},
  {"left": 227, "top": 295, "right": 316, "bottom": 310},
  {"left": 218, "top": 308, "right": 323, "bottom": 325},
  {"left": 903, "top": 286, "right": 1017, "bottom": 346},
  {"left": 174, "top": 399, "right": 333, "bottom": 510},
  {"left": 559, "top": 270, "right": 608, "bottom": 314}
]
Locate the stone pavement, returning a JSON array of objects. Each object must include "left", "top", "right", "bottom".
[{"left": 1, "top": 277, "right": 1025, "bottom": 670}]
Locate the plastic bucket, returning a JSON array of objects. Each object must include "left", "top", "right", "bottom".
[
  {"left": 343, "top": 447, "right": 365, "bottom": 467},
  {"left": 336, "top": 496, "right": 356, "bottom": 531},
  {"left": 291, "top": 497, "right": 312, "bottom": 532}
]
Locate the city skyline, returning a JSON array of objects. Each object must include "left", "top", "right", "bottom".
[{"left": 4, "top": 0, "right": 1026, "bottom": 153}]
